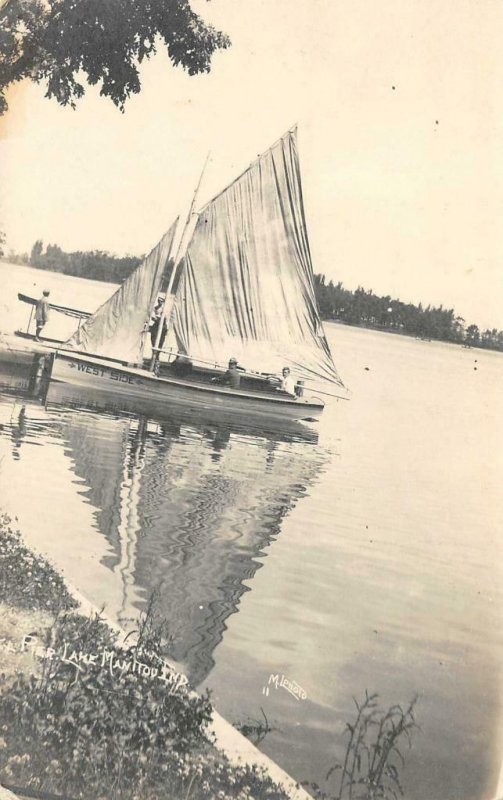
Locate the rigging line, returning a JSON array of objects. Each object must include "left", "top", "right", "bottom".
[
  {"left": 152, "top": 346, "right": 350, "bottom": 400},
  {"left": 306, "top": 387, "right": 351, "bottom": 401}
]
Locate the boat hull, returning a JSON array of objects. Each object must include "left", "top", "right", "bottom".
[{"left": 49, "top": 352, "right": 325, "bottom": 421}]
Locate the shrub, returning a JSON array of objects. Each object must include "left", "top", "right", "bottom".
[
  {"left": 0, "top": 515, "right": 77, "bottom": 613},
  {"left": 0, "top": 607, "right": 289, "bottom": 800}
]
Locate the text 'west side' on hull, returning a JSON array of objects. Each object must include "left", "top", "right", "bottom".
[{"left": 50, "top": 352, "right": 325, "bottom": 422}]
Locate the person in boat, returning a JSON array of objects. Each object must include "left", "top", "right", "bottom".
[
  {"left": 35, "top": 290, "right": 50, "bottom": 340},
  {"left": 172, "top": 354, "right": 193, "bottom": 377},
  {"left": 279, "top": 366, "right": 297, "bottom": 396},
  {"left": 149, "top": 296, "right": 168, "bottom": 351},
  {"left": 212, "top": 357, "right": 242, "bottom": 389}
]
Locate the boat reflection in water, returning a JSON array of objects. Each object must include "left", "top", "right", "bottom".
[{"left": 43, "top": 380, "right": 328, "bottom": 687}]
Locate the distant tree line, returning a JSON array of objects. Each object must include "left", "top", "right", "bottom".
[
  {"left": 2, "top": 240, "right": 501, "bottom": 352},
  {"left": 314, "top": 274, "right": 503, "bottom": 353},
  {"left": 28, "top": 240, "right": 142, "bottom": 284}
]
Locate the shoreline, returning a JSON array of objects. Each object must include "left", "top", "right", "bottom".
[
  {"left": 0, "top": 514, "right": 311, "bottom": 800},
  {"left": 323, "top": 318, "right": 503, "bottom": 354}
]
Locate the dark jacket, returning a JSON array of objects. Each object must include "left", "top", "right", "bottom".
[{"left": 220, "top": 367, "right": 241, "bottom": 389}]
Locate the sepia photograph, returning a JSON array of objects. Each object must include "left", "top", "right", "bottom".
[{"left": 0, "top": 1, "right": 502, "bottom": 799}]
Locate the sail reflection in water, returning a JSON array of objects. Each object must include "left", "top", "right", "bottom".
[{"left": 44, "top": 383, "right": 328, "bottom": 686}]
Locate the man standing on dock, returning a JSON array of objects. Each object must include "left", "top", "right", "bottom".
[{"left": 35, "top": 290, "right": 50, "bottom": 340}]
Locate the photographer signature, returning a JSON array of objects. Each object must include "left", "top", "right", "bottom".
[{"left": 262, "top": 673, "right": 307, "bottom": 701}]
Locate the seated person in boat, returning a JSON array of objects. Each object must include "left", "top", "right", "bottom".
[
  {"left": 279, "top": 366, "right": 297, "bottom": 396},
  {"left": 172, "top": 354, "right": 193, "bottom": 377},
  {"left": 149, "top": 296, "right": 168, "bottom": 350},
  {"left": 35, "top": 290, "right": 50, "bottom": 340},
  {"left": 212, "top": 357, "right": 242, "bottom": 389}
]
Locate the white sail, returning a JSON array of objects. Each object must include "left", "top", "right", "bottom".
[
  {"left": 64, "top": 219, "right": 179, "bottom": 363},
  {"left": 171, "top": 129, "right": 343, "bottom": 386}
]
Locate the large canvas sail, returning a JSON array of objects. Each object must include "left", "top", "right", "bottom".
[
  {"left": 171, "top": 129, "right": 343, "bottom": 386},
  {"left": 64, "top": 220, "right": 179, "bottom": 363}
]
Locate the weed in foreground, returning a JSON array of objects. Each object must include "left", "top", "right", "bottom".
[
  {"left": 235, "top": 707, "right": 280, "bottom": 747},
  {"left": 303, "top": 691, "right": 419, "bottom": 800}
]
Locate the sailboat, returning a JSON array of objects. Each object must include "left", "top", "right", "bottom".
[{"left": 47, "top": 128, "right": 345, "bottom": 422}]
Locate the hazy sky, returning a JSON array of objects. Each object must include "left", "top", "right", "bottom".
[{"left": 1, "top": 0, "right": 502, "bottom": 328}]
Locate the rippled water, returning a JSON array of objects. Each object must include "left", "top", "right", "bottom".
[{"left": 0, "top": 263, "right": 502, "bottom": 800}]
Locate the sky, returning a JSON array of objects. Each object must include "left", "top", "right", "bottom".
[{"left": 1, "top": 0, "right": 502, "bottom": 329}]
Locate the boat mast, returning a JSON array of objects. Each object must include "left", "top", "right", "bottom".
[{"left": 150, "top": 152, "right": 211, "bottom": 371}]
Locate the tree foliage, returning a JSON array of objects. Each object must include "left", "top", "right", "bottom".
[
  {"left": 314, "top": 274, "right": 503, "bottom": 353},
  {"left": 30, "top": 237, "right": 43, "bottom": 263},
  {"left": 0, "top": 0, "right": 230, "bottom": 115},
  {"left": 30, "top": 239, "right": 142, "bottom": 282}
]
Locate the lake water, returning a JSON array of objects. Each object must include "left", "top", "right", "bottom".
[{"left": 0, "top": 262, "right": 502, "bottom": 800}]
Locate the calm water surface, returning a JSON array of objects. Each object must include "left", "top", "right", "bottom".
[{"left": 0, "top": 263, "right": 502, "bottom": 800}]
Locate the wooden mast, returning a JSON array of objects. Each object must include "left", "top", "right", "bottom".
[{"left": 150, "top": 152, "right": 211, "bottom": 370}]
